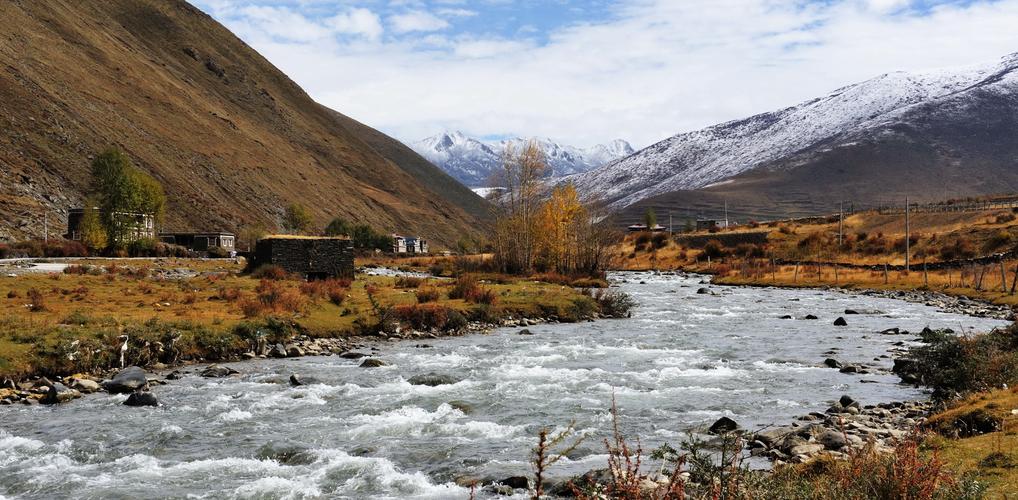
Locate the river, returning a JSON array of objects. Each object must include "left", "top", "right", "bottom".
[{"left": 0, "top": 272, "right": 1008, "bottom": 499}]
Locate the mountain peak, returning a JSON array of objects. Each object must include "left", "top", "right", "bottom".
[{"left": 412, "top": 133, "right": 635, "bottom": 187}]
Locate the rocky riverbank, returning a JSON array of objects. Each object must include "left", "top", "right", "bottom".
[
  {"left": 0, "top": 314, "right": 564, "bottom": 407},
  {"left": 744, "top": 396, "right": 930, "bottom": 466},
  {"left": 846, "top": 288, "right": 1014, "bottom": 320}
]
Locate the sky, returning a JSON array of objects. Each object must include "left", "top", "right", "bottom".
[{"left": 191, "top": 0, "right": 1018, "bottom": 149}]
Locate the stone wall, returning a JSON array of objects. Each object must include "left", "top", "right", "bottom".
[
  {"left": 253, "top": 237, "right": 354, "bottom": 279},
  {"left": 676, "top": 231, "right": 770, "bottom": 249}
]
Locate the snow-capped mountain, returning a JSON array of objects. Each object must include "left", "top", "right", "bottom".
[
  {"left": 574, "top": 52, "right": 1018, "bottom": 210},
  {"left": 412, "top": 132, "right": 633, "bottom": 187}
]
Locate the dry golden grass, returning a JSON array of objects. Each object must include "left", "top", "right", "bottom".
[
  {"left": 0, "top": 260, "right": 589, "bottom": 378},
  {"left": 926, "top": 388, "right": 1018, "bottom": 498}
]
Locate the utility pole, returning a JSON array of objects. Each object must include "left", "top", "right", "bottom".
[
  {"left": 44, "top": 211, "right": 48, "bottom": 242},
  {"left": 669, "top": 213, "right": 673, "bottom": 236},
  {"left": 904, "top": 196, "right": 910, "bottom": 272},
  {"left": 838, "top": 201, "right": 844, "bottom": 248},
  {"left": 723, "top": 200, "right": 729, "bottom": 229}
]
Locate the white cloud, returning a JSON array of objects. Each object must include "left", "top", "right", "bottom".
[
  {"left": 200, "top": 0, "right": 1018, "bottom": 150},
  {"left": 389, "top": 10, "right": 450, "bottom": 33},
  {"left": 326, "top": 8, "right": 384, "bottom": 40}
]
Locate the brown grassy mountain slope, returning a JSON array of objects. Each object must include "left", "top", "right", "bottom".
[{"left": 0, "top": 0, "right": 489, "bottom": 247}]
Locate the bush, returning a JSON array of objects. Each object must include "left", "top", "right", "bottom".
[
  {"left": 983, "top": 230, "right": 1013, "bottom": 253},
  {"left": 250, "top": 264, "right": 290, "bottom": 280},
  {"left": 392, "top": 304, "right": 458, "bottom": 331},
  {"left": 587, "top": 289, "right": 637, "bottom": 318},
  {"left": 651, "top": 233, "right": 669, "bottom": 250},
  {"left": 27, "top": 288, "right": 46, "bottom": 312},
  {"left": 207, "top": 246, "right": 230, "bottom": 258},
  {"left": 939, "top": 237, "right": 977, "bottom": 261},
  {"left": 415, "top": 287, "right": 441, "bottom": 303},
  {"left": 394, "top": 276, "right": 425, "bottom": 288},
  {"left": 700, "top": 240, "right": 727, "bottom": 260},
  {"left": 449, "top": 275, "right": 480, "bottom": 300},
  {"left": 898, "top": 324, "right": 1018, "bottom": 398},
  {"left": 995, "top": 213, "right": 1016, "bottom": 224}
]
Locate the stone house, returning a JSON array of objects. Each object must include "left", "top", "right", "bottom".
[
  {"left": 251, "top": 236, "right": 354, "bottom": 280},
  {"left": 159, "top": 232, "right": 235, "bottom": 253},
  {"left": 392, "top": 235, "right": 428, "bottom": 254}
]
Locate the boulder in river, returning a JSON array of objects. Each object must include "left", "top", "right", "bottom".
[
  {"left": 803, "top": 314, "right": 819, "bottom": 320},
  {"left": 268, "top": 344, "right": 288, "bottom": 358},
  {"left": 518, "top": 329, "right": 534, "bottom": 335},
  {"left": 289, "top": 374, "right": 321, "bottom": 386},
  {"left": 41, "top": 382, "right": 81, "bottom": 405},
  {"left": 200, "top": 364, "right": 239, "bottom": 378},
  {"left": 68, "top": 377, "right": 100, "bottom": 394},
  {"left": 496, "top": 476, "right": 529, "bottom": 490},
  {"left": 833, "top": 317, "right": 848, "bottom": 326},
  {"left": 102, "top": 367, "right": 149, "bottom": 394},
  {"left": 880, "top": 328, "right": 901, "bottom": 335},
  {"left": 408, "top": 372, "right": 460, "bottom": 387},
  {"left": 359, "top": 358, "right": 388, "bottom": 368},
  {"left": 708, "top": 416, "right": 739, "bottom": 435},
  {"left": 779, "top": 315, "right": 793, "bottom": 319},
  {"left": 339, "top": 351, "right": 368, "bottom": 359},
  {"left": 256, "top": 442, "right": 317, "bottom": 465},
  {"left": 823, "top": 358, "right": 842, "bottom": 369},
  {"left": 124, "top": 391, "right": 158, "bottom": 407}
]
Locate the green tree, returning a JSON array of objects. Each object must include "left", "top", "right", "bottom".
[
  {"left": 79, "top": 204, "right": 107, "bottom": 252},
  {"left": 351, "top": 224, "right": 390, "bottom": 250},
  {"left": 90, "top": 148, "right": 165, "bottom": 247},
  {"left": 239, "top": 224, "right": 268, "bottom": 251},
  {"left": 325, "top": 217, "right": 352, "bottom": 237},
  {"left": 282, "top": 203, "right": 314, "bottom": 234},
  {"left": 643, "top": 208, "right": 657, "bottom": 229}
]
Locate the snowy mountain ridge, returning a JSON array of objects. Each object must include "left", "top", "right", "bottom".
[
  {"left": 412, "top": 132, "right": 634, "bottom": 187},
  {"left": 572, "top": 52, "right": 1018, "bottom": 209}
]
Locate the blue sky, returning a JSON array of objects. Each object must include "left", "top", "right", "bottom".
[{"left": 191, "top": 0, "right": 1018, "bottom": 148}]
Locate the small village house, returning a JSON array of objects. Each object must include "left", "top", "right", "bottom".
[
  {"left": 627, "top": 223, "right": 666, "bottom": 232},
  {"left": 159, "top": 232, "right": 236, "bottom": 253},
  {"left": 696, "top": 219, "right": 719, "bottom": 231},
  {"left": 392, "top": 235, "right": 428, "bottom": 254},
  {"left": 66, "top": 207, "right": 154, "bottom": 242},
  {"left": 251, "top": 236, "right": 354, "bottom": 280}
]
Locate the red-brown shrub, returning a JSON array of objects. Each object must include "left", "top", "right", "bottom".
[
  {"left": 27, "top": 288, "right": 46, "bottom": 312},
  {"left": 250, "top": 265, "right": 290, "bottom": 280},
  {"left": 416, "top": 287, "right": 441, "bottom": 303}
]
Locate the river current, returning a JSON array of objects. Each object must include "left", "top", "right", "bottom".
[{"left": 0, "top": 272, "right": 1008, "bottom": 499}]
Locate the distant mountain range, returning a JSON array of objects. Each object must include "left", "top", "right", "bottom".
[
  {"left": 572, "top": 52, "right": 1018, "bottom": 224},
  {"left": 412, "top": 131, "right": 633, "bottom": 187}
]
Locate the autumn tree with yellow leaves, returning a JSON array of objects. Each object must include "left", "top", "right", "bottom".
[{"left": 490, "top": 140, "right": 619, "bottom": 276}]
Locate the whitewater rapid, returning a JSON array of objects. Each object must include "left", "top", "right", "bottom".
[{"left": 0, "top": 272, "right": 1008, "bottom": 499}]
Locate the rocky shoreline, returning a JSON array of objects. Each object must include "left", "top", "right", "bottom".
[{"left": 0, "top": 314, "right": 563, "bottom": 407}]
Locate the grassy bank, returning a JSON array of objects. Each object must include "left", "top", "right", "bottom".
[{"left": 0, "top": 258, "right": 623, "bottom": 380}]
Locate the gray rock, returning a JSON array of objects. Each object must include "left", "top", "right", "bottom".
[
  {"left": 103, "top": 367, "right": 149, "bottom": 394},
  {"left": 68, "top": 378, "right": 100, "bottom": 394},
  {"left": 339, "top": 351, "right": 368, "bottom": 359},
  {"left": 286, "top": 345, "right": 305, "bottom": 357},
  {"left": 124, "top": 391, "right": 158, "bottom": 407},
  {"left": 839, "top": 395, "right": 859, "bottom": 408},
  {"left": 803, "top": 314, "right": 819, "bottom": 320},
  {"left": 789, "top": 443, "right": 824, "bottom": 456},
  {"left": 289, "top": 374, "right": 320, "bottom": 386},
  {"left": 359, "top": 358, "right": 388, "bottom": 368},
  {"left": 200, "top": 364, "right": 239, "bottom": 378},
  {"left": 819, "top": 430, "right": 848, "bottom": 450},
  {"left": 833, "top": 317, "right": 848, "bottom": 326},
  {"left": 708, "top": 416, "right": 739, "bottom": 435},
  {"left": 41, "top": 382, "right": 80, "bottom": 404},
  {"left": 268, "top": 344, "right": 288, "bottom": 358},
  {"left": 408, "top": 372, "right": 460, "bottom": 387},
  {"left": 823, "top": 358, "right": 842, "bottom": 369},
  {"left": 496, "top": 476, "right": 529, "bottom": 490},
  {"left": 696, "top": 287, "right": 710, "bottom": 294},
  {"left": 517, "top": 329, "right": 534, "bottom": 335}
]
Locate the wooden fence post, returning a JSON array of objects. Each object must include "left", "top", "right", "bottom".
[
  {"left": 1000, "top": 259, "right": 1008, "bottom": 293},
  {"left": 883, "top": 263, "right": 889, "bottom": 285},
  {"left": 923, "top": 259, "right": 928, "bottom": 287},
  {"left": 1010, "top": 263, "right": 1018, "bottom": 295},
  {"left": 794, "top": 262, "right": 799, "bottom": 283}
]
